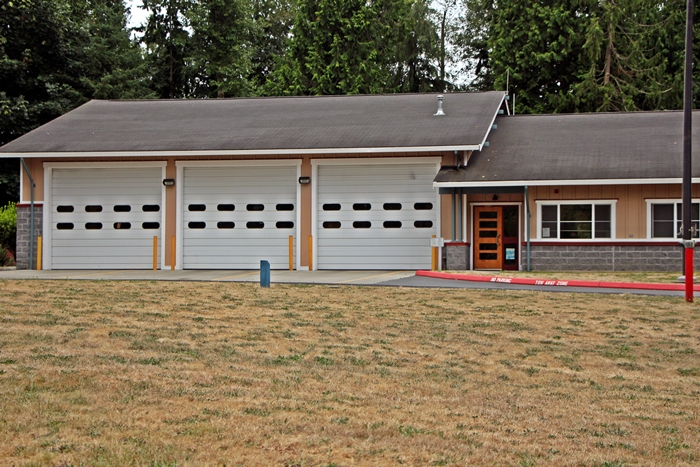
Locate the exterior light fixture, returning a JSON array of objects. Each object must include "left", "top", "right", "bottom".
[
  {"left": 163, "top": 178, "right": 175, "bottom": 187},
  {"left": 298, "top": 176, "right": 311, "bottom": 185}
]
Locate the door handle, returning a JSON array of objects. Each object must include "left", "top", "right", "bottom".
[{"left": 497, "top": 234, "right": 501, "bottom": 246}]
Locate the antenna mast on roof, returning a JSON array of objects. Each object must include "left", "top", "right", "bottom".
[{"left": 506, "top": 69, "right": 509, "bottom": 96}]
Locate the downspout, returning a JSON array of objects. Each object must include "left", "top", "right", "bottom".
[
  {"left": 525, "top": 185, "right": 531, "bottom": 271},
  {"left": 20, "top": 158, "right": 36, "bottom": 270}
]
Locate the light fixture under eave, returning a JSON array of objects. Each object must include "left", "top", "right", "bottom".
[
  {"left": 163, "top": 178, "right": 175, "bottom": 187},
  {"left": 298, "top": 176, "right": 311, "bottom": 185}
]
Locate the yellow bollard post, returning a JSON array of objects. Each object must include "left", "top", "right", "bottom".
[
  {"left": 431, "top": 235, "right": 437, "bottom": 271},
  {"left": 308, "top": 235, "right": 313, "bottom": 271},
  {"left": 289, "top": 235, "right": 294, "bottom": 270},
  {"left": 171, "top": 236, "right": 176, "bottom": 270},
  {"left": 153, "top": 236, "right": 158, "bottom": 270},
  {"left": 37, "top": 236, "right": 42, "bottom": 270}
]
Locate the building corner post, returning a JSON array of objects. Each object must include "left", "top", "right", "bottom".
[{"left": 20, "top": 158, "right": 36, "bottom": 270}]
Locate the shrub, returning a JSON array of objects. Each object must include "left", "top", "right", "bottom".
[{"left": 0, "top": 202, "right": 17, "bottom": 264}]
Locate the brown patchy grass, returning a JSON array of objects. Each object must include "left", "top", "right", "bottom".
[{"left": 0, "top": 280, "right": 698, "bottom": 467}]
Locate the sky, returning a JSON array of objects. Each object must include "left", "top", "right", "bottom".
[{"left": 126, "top": 1, "right": 148, "bottom": 29}]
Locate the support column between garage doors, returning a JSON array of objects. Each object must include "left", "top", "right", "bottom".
[
  {"left": 176, "top": 160, "right": 302, "bottom": 270},
  {"left": 312, "top": 157, "right": 441, "bottom": 270}
]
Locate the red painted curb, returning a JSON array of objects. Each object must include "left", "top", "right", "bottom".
[{"left": 415, "top": 270, "right": 700, "bottom": 292}]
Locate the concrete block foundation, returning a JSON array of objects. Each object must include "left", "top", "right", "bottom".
[
  {"left": 525, "top": 244, "right": 696, "bottom": 272},
  {"left": 16, "top": 204, "right": 43, "bottom": 270}
]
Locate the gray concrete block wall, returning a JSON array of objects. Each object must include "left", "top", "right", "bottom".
[
  {"left": 444, "top": 243, "right": 469, "bottom": 270},
  {"left": 526, "top": 244, "right": 697, "bottom": 272},
  {"left": 16, "top": 205, "right": 43, "bottom": 270}
]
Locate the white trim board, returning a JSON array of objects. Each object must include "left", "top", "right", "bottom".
[
  {"left": 175, "top": 159, "right": 302, "bottom": 168},
  {"left": 435, "top": 178, "right": 700, "bottom": 188},
  {"left": 43, "top": 161, "right": 167, "bottom": 169},
  {"left": 4, "top": 145, "right": 477, "bottom": 159}
]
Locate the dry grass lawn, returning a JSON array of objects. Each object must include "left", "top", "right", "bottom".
[{"left": 0, "top": 280, "right": 698, "bottom": 467}]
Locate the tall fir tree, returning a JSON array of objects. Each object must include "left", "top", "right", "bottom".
[
  {"left": 189, "top": 0, "right": 254, "bottom": 98},
  {"left": 0, "top": 0, "right": 150, "bottom": 203},
  {"left": 140, "top": 0, "right": 195, "bottom": 98},
  {"left": 266, "top": 0, "right": 438, "bottom": 95}
]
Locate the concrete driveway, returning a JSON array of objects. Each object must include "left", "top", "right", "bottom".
[
  {"left": 0, "top": 268, "right": 693, "bottom": 297},
  {"left": 0, "top": 268, "right": 415, "bottom": 286}
]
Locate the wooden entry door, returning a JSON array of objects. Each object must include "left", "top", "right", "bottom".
[{"left": 474, "top": 206, "right": 502, "bottom": 269}]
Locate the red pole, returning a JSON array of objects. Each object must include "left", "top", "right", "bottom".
[{"left": 686, "top": 245, "right": 694, "bottom": 302}]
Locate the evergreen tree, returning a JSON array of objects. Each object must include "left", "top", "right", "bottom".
[
  {"left": 140, "top": 0, "right": 195, "bottom": 98},
  {"left": 567, "top": 0, "right": 680, "bottom": 111},
  {"left": 267, "top": 0, "right": 437, "bottom": 95},
  {"left": 0, "top": 0, "right": 150, "bottom": 202},
  {"left": 249, "top": 0, "right": 295, "bottom": 93},
  {"left": 189, "top": 0, "right": 254, "bottom": 97},
  {"left": 389, "top": 0, "right": 440, "bottom": 93}
]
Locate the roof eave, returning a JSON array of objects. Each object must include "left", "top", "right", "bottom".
[
  {"left": 476, "top": 92, "right": 507, "bottom": 151},
  {"left": 434, "top": 177, "right": 700, "bottom": 188},
  {"left": 0, "top": 145, "right": 483, "bottom": 159}
]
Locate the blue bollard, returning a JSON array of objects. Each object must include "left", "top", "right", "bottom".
[{"left": 260, "top": 260, "right": 271, "bottom": 288}]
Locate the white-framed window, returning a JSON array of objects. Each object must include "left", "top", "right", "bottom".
[
  {"left": 536, "top": 200, "right": 616, "bottom": 240},
  {"left": 646, "top": 199, "right": 700, "bottom": 239}
]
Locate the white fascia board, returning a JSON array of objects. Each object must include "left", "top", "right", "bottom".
[
  {"left": 477, "top": 92, "right": 507, "bottom": 151},
  {"left": 3, "top": 145, "right": 481, "bottom": 159},
  {"left": 434, "top": 177, "right": 700, "bottom": 188},
  {"left": 176, "top": 159, "right": 301, "bottom": 168},
  {"left": 43, "top": 161, "right": 167, "bottom": 169},
  {"left": 311, "top": 156, "right": 442, "bottom": 167}
]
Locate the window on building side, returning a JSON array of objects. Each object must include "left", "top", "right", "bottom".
[
  {"left": 650, "top": 201, "right": 699, "bottom": 238},
  {"left": 538, "top": 202, "right": 614, "bottom": 239}
]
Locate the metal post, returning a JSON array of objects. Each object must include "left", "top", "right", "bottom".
[
  {"left": 451, "top": 192, "right": 456, "bottom": 240},
  {"left": 260, "top": 260, "right": 271, "bottom": 288},
  {"left": 459, "top": 192, "right": 464, "bottom": 240},
  {"left": 525, "top": 186, "right": 531, "bottom": 271},
  {"left": 20, "top": 158, "right": 35, "bottom": 270},
  {"left": 682, "top": 0, "right": 694, "bottom": 302}
]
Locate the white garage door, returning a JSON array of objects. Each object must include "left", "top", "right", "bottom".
[
  {"left": 316, "top": 162, "right": 438, "bottom": 269},
  {"left": 49, "top": 167, "right": 163, "bottom": 269},
  {"left": 181, "top": 165, "right": 298, "bottom": 269}
]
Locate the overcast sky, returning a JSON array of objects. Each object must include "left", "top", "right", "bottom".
[{"left": 126, "top": 1, "right": 148, "bottom": 29}]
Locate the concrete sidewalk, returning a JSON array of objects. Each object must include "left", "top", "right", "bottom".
[{"left": 0, "top": 268, "right": 415, "bottom": 285}]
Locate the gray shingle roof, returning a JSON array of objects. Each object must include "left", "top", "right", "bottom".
[
  {"left": 435, "top": 110, "right": 700, "bottom": 185},
  {"left": 0, "top": 92, "right": 505, "bottom": 154}
]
